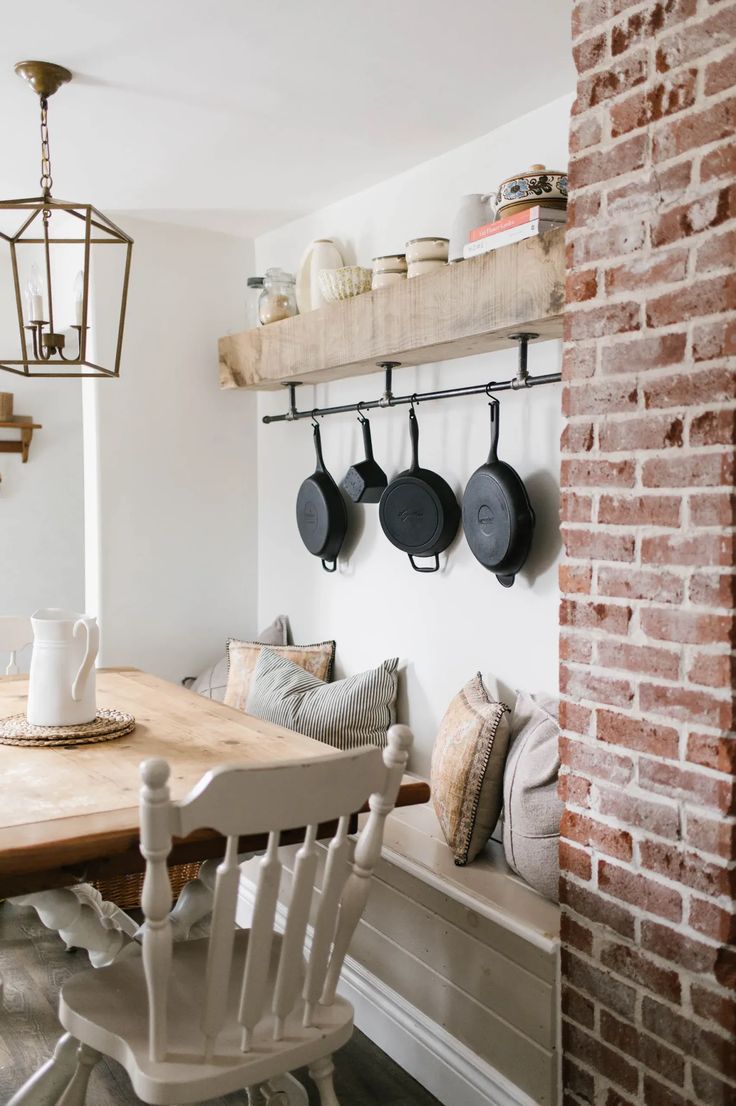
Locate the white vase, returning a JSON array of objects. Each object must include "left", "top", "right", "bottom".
[
  {"left": 448, "top": 194, "right": 492, "bottom": 262},
  {"left": 296, "top": 239, "right": 344, "bottom": 312},
  {"left": 27, "top": 608, "right": 99, "bottom": 726}
]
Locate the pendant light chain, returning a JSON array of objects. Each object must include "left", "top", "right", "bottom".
[{"left": 39, "top": 95, "right": 53, "bottom": 202}]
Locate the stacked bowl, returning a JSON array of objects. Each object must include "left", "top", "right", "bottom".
[
  {"left": 405, "top": 237, "right": 449, "bottom": 277},
  {"left": 372, "top": 253, "right": 407, "bottom": 290}
]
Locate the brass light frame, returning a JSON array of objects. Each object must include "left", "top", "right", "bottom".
[{"left": 1, "top": 61, "right": 133, "bottom": 378}]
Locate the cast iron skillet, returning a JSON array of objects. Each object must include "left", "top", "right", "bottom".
[
  {"left": 462, "top": 397, "right": 535, "bottom": 587},
  {"left": 379, "top": 407, "right": 461, "bottom": 573},
  {"left": 296, "top": 421, "right": 348, "bottom": 572}
]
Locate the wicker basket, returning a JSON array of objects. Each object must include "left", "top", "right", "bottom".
[{"left": 93, "top": 861, "right": 201, "bottom": 911}]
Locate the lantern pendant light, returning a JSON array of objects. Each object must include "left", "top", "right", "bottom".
[{"left": 0, "top": 61, "right": 133, "bottom": 378}]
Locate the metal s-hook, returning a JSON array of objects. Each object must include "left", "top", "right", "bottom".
[{"left": 356, "top": 401, "right": 368, "bottom": 425}]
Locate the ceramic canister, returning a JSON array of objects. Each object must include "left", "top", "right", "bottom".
[{"left": 448, "top": 194, "right": 491, "bottom": 262}]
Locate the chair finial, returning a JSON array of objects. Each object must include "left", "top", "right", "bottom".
[{"left": 141, "top": 758, "right": 170, "bottom": 789}]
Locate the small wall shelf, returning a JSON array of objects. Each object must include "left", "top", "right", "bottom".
[
  {"left": 218, "top": 226, "right": 565, "bottom": 391},
  {"left": 0, "top": 416, "right": 42, "bottom": 463}
]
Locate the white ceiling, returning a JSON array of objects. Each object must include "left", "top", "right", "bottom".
[{"left": 1, "top": 1, "right": 574, "bottom": 236}]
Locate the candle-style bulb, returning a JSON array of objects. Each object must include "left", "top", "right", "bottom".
[
  {"left": 74, "top": 270, "right": 84, "bottom": 326},
  {"left": 27, "top": 264, "right": 44, "bottom": 322}
]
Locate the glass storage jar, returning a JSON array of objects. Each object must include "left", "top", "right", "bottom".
[
  {"left": 258, "top": 268, "right": 298, "bottom": 325},
  {"left": 246, "top": 276, "right": 264, "bottom": 329}
]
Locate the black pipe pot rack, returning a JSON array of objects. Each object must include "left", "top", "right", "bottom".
[{"left": 262, "top": 333, "right": 561, "bottom": 424}]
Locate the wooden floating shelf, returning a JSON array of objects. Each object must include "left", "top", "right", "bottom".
[
  {"left": 218, "top": 226, "right": 565, "bottom": 391},
  {"left": 0, "top": 416, "right": 42, "bottom": 463}
]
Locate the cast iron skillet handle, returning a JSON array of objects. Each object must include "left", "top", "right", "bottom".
[
  {"left": 313, "top": 421, "right": 327, "bottom": 474},
  {"left": 487, "top": 398, "right": 500, "bottom": 464},
  {"left": 322, "top": 558, "right": 338, "bottom": 573},
  {"left": 409, "top": 407, "right": 420, "bottom": 473},
  {"left": 408, "top": 553, "right": 440, "bottom": 573},
  {"left": 362, "top": 418, "right": 375, "bottom": 462}
]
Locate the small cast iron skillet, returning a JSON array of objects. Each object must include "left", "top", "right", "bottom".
[
  {"left": 462, "top": 397, "right": 535, "bottom": 587},
  {"left": 379, "top": 406, "right": 461, "bottom": 573},
  {"left": 341, "top": 413, "right": 388, "bottom": 504},
  {"left": 296, "top": 421, "right": 348, "bottom": 572}
]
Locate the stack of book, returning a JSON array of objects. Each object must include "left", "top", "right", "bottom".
[{"left": 463, "top": 205, "right": 566, "bottom": 258}]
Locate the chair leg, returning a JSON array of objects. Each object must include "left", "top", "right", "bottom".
[
  {"left": 308, "top": 1056, "right": 340, "bottom": 1106},
  {"left": 55, "top": 1043, "right": 100, "bottom": 1106},
  {"left": 6, "top": 1034, "right": 79, "bottom": 1106}
]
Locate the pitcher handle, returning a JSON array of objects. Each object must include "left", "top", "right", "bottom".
[{"left": 72, "top": 618, "right": 99, "bottom": 702}]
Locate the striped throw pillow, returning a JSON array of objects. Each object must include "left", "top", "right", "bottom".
[{"left": 245, "top": 647, "right": 399, "bottom": 750}]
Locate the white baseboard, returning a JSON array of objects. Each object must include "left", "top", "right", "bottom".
[{"left": 236, "top": 880, "right": 538, "bottom": 1106}]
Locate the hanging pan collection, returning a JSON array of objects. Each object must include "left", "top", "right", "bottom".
[{"left": 296, "top": 399, "right": 535, "bottom": 580}]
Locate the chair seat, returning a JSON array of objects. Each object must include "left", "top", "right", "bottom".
[{"left": 59, "top": 930, "right": 353, "bottom": 1105}]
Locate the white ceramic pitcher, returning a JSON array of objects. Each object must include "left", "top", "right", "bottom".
[{"left": 27, "top": 609, "right": 99, "bottom": 727}]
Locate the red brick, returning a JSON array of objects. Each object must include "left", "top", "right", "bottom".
[
  {"left": 571, "top": 0, "right": 610, "bottom": 39},
  {"left": 646, "top": 273, "right": 736, "bottom": 328},
  {"left": 566, "top": 300, "right": 641, "bottom": 341},
  {"left": 690, "top": 981, "right": 736, "bottom": 1035},
  {"left": 685, "top": 812, "right": 736, "bottom": 860},
  {"left": 563, "top": 340, "right": 598, "bottom": 381},
  {"left": 562, "top": 912, "right": 595, "bottom": 955},
  {"left": 560, "top": 840, "right": 594, "bottom": 882},
  {"left": 565, "top": 268, "right": 599, "bottom": 304},
  {"left": 701, "top": 139, "right": 736, "bottom": 184},
  {"left": 652, "top": 185, "right": 736, "bottom": 246},
  {"left": 560, "top": 598, "right": 633, "bottom": 635},
  {"left": 599, "top": 413, "right": 684, "bottom": 452},
  {"left": 562, "top": 983, "right": 596, "bottom": 1029},
  {"left": 562, "top": 457, "right": 636, "bottom": 487},
  {"left": 639, "top": 682, "right": 733, "bottom": 728},
  {"left": 612, "top": 0, "right": 697, "bottom": 56},
  {"left": 575, "top": 50, "right": 648, "bottom": 113},
  {"left": 560, "top": 563, "right": 593, "bottom": 594},
  {"left": 563, "top": 380, "right": 639, "bottom": 417},
  {"left": 563, "top": 948, "right": 637, "bottom": 1017},
  {"left": 705, "top": 46, "right": 736, "bottom": 96},
  {"left": 569, "top": 221, "right": 645, "bottom": 265},
  {"left": 601, "top": 332, "right": 686, "bottom": 375},
  {"left": 573, "top": 31, "right": 609, "bottom": 74},
  {"left": 642, "top": 450, "right": 735, "bottom": 487},
  {"left": 610, "top": 69, "right": 697, "bottom": 136},
  {"left": 559, "top": 770, "right": 593, "bottom": 807},
  {"left": 689, "top": 491, "right": 736, "bottom": 527},
  {"left": 562, "top": 631, "right": 595, "bottom": 664},
  {"left": 571, "top": 134, "right": 648, "bottom": 188},
  {"left": 656, "top": 4, "right": 736, "bottom": 72},
  {"left": 640, "top": 606, "right": 734, "bottom": 645},
  {"left": 607, "top": 160, "right": 692, "bottom": 216},
  {"left": 562, "top": 877, "right": 637, "bottom": 939},
  {"left": 600, "top": 1009, "right": 685, "bottom": 1084},
  {"left": 562, "top": 528, "right": 635, "bottom": 562},
  {"left": 560, "top": 491, "right": 594, "bottom": 524},
  {"left": 595, "top": 784, "right": 680, "bottom": 839},
  {"left": 639, "top": 838, "right": 734, "bottom": 897},
  {"left": 561, "top": 422, "right": 596, "bottom": 454},
  {"left": 690, "top": 408, "right": 736, "bottom": 447},
  {"left": 642, "top": 996, "right": 734, "bottom": 1077},
  {"left": 600, "top": 939, "right": 682, "bottom": 1001},
  {"left": 597, "top": 708, "right": 680, "bottom": 756},
  {"left": 688, "top": 650, "right": 734, "bottom": 688},
  {"left": 642, "top": 1078, "right": 688, "bottom": 1106},
  {"left": 560, "top": 736, "right": 635, "bottom": 785},
  {"left": 653, "top": 97, "right": 736, "bottom": 162},
  {"left": 692, "top": 317, "right": 736, "bottom": 361},
  {"left": 642, "top": 532, "right": 733, "bottom": 567},
  {"left": 598, "top": 566, "right": 684, "bottom": 604},
  {"left": 598, "top": 494, "right": 681, "bottom": 527},
  {"left": 598, "top": 859, "right": 683, "bottom": 921},
  {"left": 570, "top": 113, "right": 604, "bottom": 157},
  {"left": 641, "top": 918, "right": 726, "bottom": 973},
  {"left": 604, "top": 248, "right": 688, "bottom": 293},
  {"left": 638, "top": 758, "right": 735, "bottom": 814},
  {"left": 560, "top": 701, "right": 594, "bottom": 737},
  {"left": 690, "top": 898, "right": 736, "bottom": 947},
  {"left": 697, "top": 226, "right": 736, "bottom": 273},
  {"left": 561, "top": 666, "right": 635, "bottom": 708},
  {"left": 643, "top": 366, "right": 736, "bottom": 409},
  {"left": 686, "top": 731, "right": 736, "bottom": 773},
  {"left": 562, "top": 810, "right": 634, "bottom": 861},
  {"left": 563, "top": 1058, "right": 596, "bottom": 1104},
  {"left": 568, "top": 189, "right": 603, "bottom": 225},
  {"left": 688, "top": 571, "right": 736, "bottom": 608},
  {"left": 598, "top": 640, "right": 680, "bottom": 680},
  {"left": 563, "top": 1021, "right": 639, "bottom": 1095},
  {"left": 691, "top": 1064, "right": 736, "bottom": 1106}
]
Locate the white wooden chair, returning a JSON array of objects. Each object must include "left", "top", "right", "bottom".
[
  {"left": 49, "top": 725, "right": 413, "bottom": 1106},
  {"left": 0, "top": 615, "right": 32, "bottom": 675}
]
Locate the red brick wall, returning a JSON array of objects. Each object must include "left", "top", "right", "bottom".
[{"left": 561, "top": 1, "right": 736, "bottom": 1103}]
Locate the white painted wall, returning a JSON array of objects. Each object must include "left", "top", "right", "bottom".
[
  {"left": 86, "top": 217, "right": 259, "bottom": 682},
  {"left": 255, "top": 95, "right": 572, "bottom": 774}
]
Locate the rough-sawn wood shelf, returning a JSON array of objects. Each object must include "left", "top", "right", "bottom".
[{"left": 218, "top": 225, "right": 565, "bottom": 390}]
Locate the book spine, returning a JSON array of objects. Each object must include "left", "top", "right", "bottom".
[
  {"left": 462, "top": 220, "right": 561, "bottom": 258},
  {"left": 469, "top": 206, "right": 567, "bottom": 242}
]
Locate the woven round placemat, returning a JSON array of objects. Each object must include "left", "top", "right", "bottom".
[{"left": 0, "top": 708, "right": 136, "bottom": 747}]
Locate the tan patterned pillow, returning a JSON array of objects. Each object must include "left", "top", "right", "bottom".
[
  {"left": 224, "top": 639, "right": 335, "bottom": 712},
  {"left": 431, "top": 674, "right": 512, "bottom": 866}
]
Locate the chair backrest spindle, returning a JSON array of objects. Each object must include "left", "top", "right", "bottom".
[
  {"left": 271, "top": 823, "right": 319, "bottom": 1040},
  {"left": 238, "top": 830, "right": 282, "bottom": 1051},
  {"left": 302, "top": 813, "right": 351, "bottom": 1027},
  {"left": 140, "top": 758, "right": 174, "bottom": 1063},
  {"left": 201, "top": 834, "right": 241, "bottom": 1059}
]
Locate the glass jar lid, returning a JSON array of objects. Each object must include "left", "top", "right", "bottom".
[{"left": 264, "top": 267, "right": 295, "bottom": 285}]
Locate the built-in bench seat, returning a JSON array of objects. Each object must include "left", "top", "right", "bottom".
[{"left": 238, "top": 790, "right": 560, "bottom": 1106}]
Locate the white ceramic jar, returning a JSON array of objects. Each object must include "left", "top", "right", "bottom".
[
  {"left": 405, "top": 237, "right": 449, "bottom": 264},
  {"left": 448, "top": 194, "right": 491, "bottom": 262},
  {"left": 407, "top": 259, "right": 447, "bottom": 278},
  {"left": 296, "top": 239, "right": 344, "bottom": 312}
]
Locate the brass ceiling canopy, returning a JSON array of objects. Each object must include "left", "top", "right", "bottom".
[
  {"left": 14, "top": 60, "right": 72, "bottom": 99},
  {"left": 0, "top": 59, "right": 133, "bottom": 378}
]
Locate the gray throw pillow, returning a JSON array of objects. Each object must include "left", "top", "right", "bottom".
[
  {"left": 502, "top": 690, "right": 562, "bottom": 902},
  {"left": 246, "top": 648, "right": 398, "bottom": 750},
  {"left": 183, "top": 615, "right": 289, "bottom": 702}
]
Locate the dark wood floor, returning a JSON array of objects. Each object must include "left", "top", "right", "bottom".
[{"left": 0, "top": 901, "right": 441, "bottom": 1106}]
